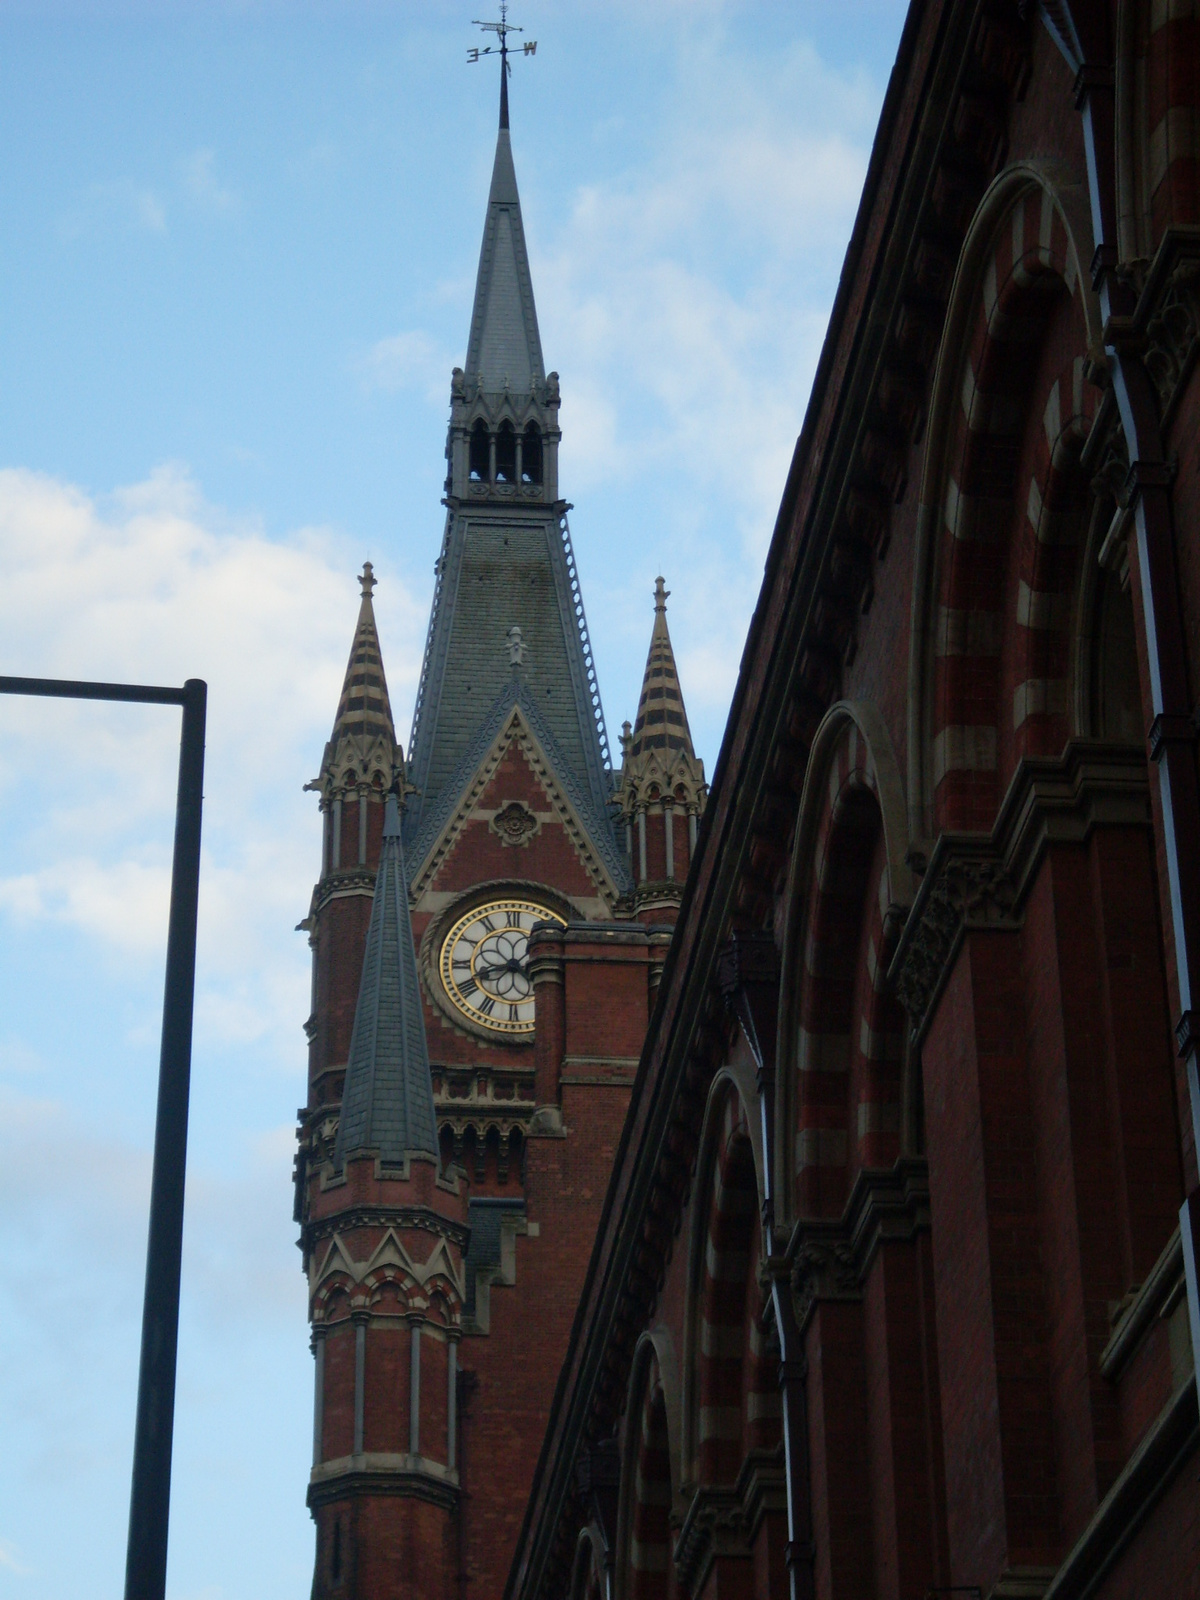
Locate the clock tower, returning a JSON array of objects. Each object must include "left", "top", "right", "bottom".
[{"left": 295, "top": 52, "right": 705, "bottom": 1600}]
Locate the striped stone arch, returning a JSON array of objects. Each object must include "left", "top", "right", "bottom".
[
  {"left": 777, "top": 702, "right": 914, "bottom": 1230},
  {"left": 679, "top": 1078, "right": 776, "bottom": 1495},
  {"left": 311, "top": 1273, "right": 356, "bottom": 1323},
  {"left": 614, "top": 1337, "right": 675, "bottom": 1600},
  {"left": 909, "top": 166, "right": 1103, "bottom": 840},
  {"left": 568, "top": 1525, "right": 609, "bottom": 1600},
  {"left": 1117, "top": 0, "right": 1200, "bottom": 253}
]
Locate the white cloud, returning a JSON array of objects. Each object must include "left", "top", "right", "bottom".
[
  {"left": 0, "top": 464, "right": 426, "bottom": 1051},
  {"left": 505, "top": 30, "right": 878, "bottom": 746},
  {"left": 59, "top": 178, "right": 167, "bottom": 238},
  {"left": 358, "top": 329, "right": 454, "bottom": 404},
  {"left": 0, "top": 1536, "right": 32, "bottom": 1576},
  {"left": 538, "top": 35, "right": 871, "bottom": 554},
  {"left": 182, "top": 147, "right": 239, "bottom": 215}
]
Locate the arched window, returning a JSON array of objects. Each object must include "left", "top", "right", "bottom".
[
  {"left": 522, "top": 422, "right": 543, "bottom": 485},
  {"left": 468, "top": 420, "right": 489, "bottom": 481},
  {"left": 495, "top": 420, "right": 517, "bottom": 483}
]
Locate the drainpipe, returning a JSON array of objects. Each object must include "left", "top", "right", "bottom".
[
  {"left": 1039, "top": 0, "right": 1200, "bottom": 1390},
  {"left": 717, "top": 932, "right": 815, "bottom": 1600},
  {"left": 456, "top": 1368, "right": 479, "bottom": 1600}
]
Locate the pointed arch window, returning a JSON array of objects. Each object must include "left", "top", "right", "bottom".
[
  {"left": 469, "top": 420, "right": 489, "bottom": 481},
  {"left": 495, "top": 420, "right": 517, "bottom": 483},
  {"left": 522, "top": 422, "right": 543, "bottom": 486}
]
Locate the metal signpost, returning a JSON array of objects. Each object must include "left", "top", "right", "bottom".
[{"left": 0, "top": 673, "right": 207, "bottom": 1600}]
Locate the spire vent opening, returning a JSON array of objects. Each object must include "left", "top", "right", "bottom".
[
  {"left": 469, "top": 420, "right": 490, "bottom": 481},
  {"left": 495, "top": 420, "right": 517, "bottom": 483},
  {"left": 522, "top": 422, "right": 543, "bottom": 485}
]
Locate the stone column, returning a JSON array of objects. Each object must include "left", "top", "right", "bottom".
[
  {"left": 409, "top": 1321, "right": 421, "bottom": 1457},
  {"left": 528, "top": 925, "right": 566, "bottom": 1107},
  {"left": 353, "top": 1313, "right": 367, "bottom": 1456},
  {"left": 447, "top": 1336, "right": 458, "bottom": 1472},
  {"left": 312, "top": 1328, "right": 326, "bottom": 1467}
]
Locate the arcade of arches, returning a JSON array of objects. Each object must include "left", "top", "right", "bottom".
[{"left": 511, "top": 6, "right": 1200, "bottom": 1599}]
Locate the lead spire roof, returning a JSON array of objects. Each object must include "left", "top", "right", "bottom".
[
  {"left": 462, "top": 81, "right": 545, "bottom": 396},
  {"left": 406, "top": 80, "right": 617, "bottom": 854},
  {"left": 328, "top": 563, "right": 396, "bottom": 751},
  {"left": 335, "top": 792, "right": 439, "bottom": 1166},
  {"left": 629, "top": 577, "right": 696, "bottom": 760}
]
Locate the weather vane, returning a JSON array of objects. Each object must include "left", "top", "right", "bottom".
[{"left": 468, "top": 3, "right": 537, "bottom": 100}]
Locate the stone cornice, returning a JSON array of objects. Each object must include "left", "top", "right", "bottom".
[
  {"left": 891, "top": 743, "right": 1149, "bottom": 1042},
  {"left": 1041, "top": 1378, "right": 1197, "bottom": 1600},
  {"left": 1099, "top": 1226, "right": 1185, "bottom": 1382},
  {"left": 787, "top": 1160, "right": 931, "bottom": 1335},
  {"left": 307, "top": 1454, "right": 459, "bottom": 1513},
  {"left": 309, "top": 867, "right": 377, "bottom": 919},
  {"left": 672, "top": 1449, "right": 785, "bottom": 1596},
  {"left": 302, "top": 1205, "right": 471, "bottom": 1258}
]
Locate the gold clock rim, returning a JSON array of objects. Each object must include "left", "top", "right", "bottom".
[{"left": 438, "top": 897, "right": 567, "bottom": 1036}]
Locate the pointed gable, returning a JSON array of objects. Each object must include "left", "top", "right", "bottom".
[
  {"left": 335, "top": 793, "right": 439, "bottom": 1165},
  {"left": 409, "top": 686, "right": 631, "bottom": 903}
]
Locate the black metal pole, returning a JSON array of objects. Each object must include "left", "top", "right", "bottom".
[
  {"left": 0, "top": 672, "right": 207, "bottom": 1600},
  {"left": 123, "top": 678, "right": 207, "bottom": 1600}
]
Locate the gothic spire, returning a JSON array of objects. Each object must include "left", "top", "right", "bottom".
[
  {"left": 629, "top": 577, "right": 696, "bottom": 761},
  {"left": 329, "top": 563, "right": 396, "bottom": 751},
  {"left": 407, "top": 98, "right": 616, "bottom": 856},
  {"left": 462, "top": 88, "right": 545, "bottom": 396},
  {"left": 311, "top": 563, "right": 402, "bottom": 805},
  {"left": 335, "top": 792, "right": 439, "bottom": 1165}
]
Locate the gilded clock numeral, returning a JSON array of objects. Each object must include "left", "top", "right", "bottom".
[{"left": 441, "top": 898, "right": 566, "bottom": 1035}]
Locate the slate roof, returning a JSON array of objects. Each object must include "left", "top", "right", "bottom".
[
  {"left": 407, "top": 508, "right": 615, "bottom": 840},
  {"left": 335, "top": 793, "right": 439, "bottom": 1165},
  {"left": 630, "top": 577, "right": 696, "bottom": 761},
  {"left": 406, "top": 97, "right": 615, "bottom": 852},
  {"left": 462, "top": 105, "right": 545, "bottom": 396}
]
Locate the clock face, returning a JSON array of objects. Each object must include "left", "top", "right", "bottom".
[{"left": 438, "top": 898, "right": 566, "bottom": 1036}]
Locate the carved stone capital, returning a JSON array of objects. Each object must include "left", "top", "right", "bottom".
[
  {"left": 891, "top": 744, "right": 1148, "bottom": 1042},
  {"left": 785, "top": 1161, "right": 931, "bottom": 1335},
  {"left": 673, "top": 1449, "right": 785, "bottom": 1593},
  {"left": 891, "top": 841, "right": 1016, "bottom": 1040}
]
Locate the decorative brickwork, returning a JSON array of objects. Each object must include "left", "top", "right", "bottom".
[
  {"left": 296, "top": 61, "right": 705, "bottom": 1600},
  {"left": 505, "top": 9, "right": 1200, "bottom": 1600}
]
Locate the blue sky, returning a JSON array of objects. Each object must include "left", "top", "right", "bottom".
[{"left": 0, "top": 4, "right": 906, "bottom": 1595}]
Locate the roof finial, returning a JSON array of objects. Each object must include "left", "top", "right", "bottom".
[
  {"left": 507, "top": 624, "right": 526, "bottom": 668},
  {"left": 469, "top": 3, "right": 537, "bottom": 132},
  {"left": 360, "top": 561, "right": 377, "bottom": 600},
  {"left": 654, "top": 575, "right": 669, "bottom": 613}
]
